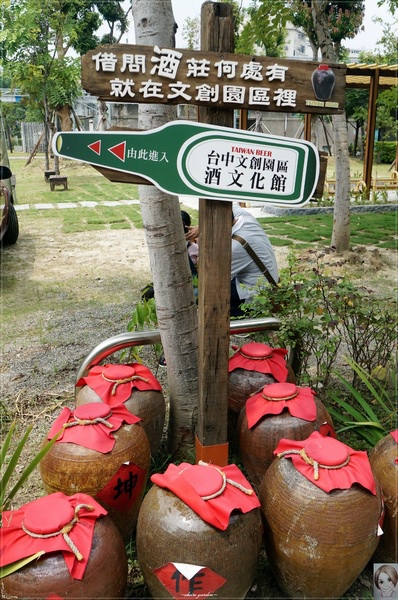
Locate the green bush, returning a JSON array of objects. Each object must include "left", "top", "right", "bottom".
[
  {"left": 244, "top": 251, "right": 397, "bottom": 391},
  {"left": 374, "top": 141, "right": 397, "bottom": 164},
  {"left": 327, "top": 357, "right": 397, "bottom": 447}
]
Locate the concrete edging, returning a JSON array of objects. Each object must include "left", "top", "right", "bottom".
[{"left": 261, "top": 203, "right": 398, "bottom": 217}]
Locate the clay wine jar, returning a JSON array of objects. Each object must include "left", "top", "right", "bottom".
[
  {"left": 136, "top": 463, "right": 263, "bottom": 599},
  {"left": 228, "top": 342, "right": 295, "bottom": 441},
  {"left": 39, "top": 402, "right": 151, "bottom": 543},
  {"left": 1, "top": 494, "right": 128, "bottom": 599},
  {"left": 76, "top": 362, "right": 166, "bottom": 456},
  {"left": 228, "top": 342, "right": 295, "bottom": 416},
  {"left": 259, "top": 433, "right": 383, "bottom": 598},
  {"left": 369, "top": 430, "right": 398, "bottom": 562},
  {"left": 237, "top": 382, "right": 335, "bottom": 490}
]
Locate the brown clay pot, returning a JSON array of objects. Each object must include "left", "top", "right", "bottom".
[
  {"left": 369, "top": 432, "right": 398, "bottom": 563},
  {"left": 228, "top": 343, "right": 295, "bottom": 442},
  {"left": 237, "top": 382, "right": 335, "bottom": 490},
  {"left": 229, "top": 369, "right": 278, "bottom": 415},
  {"left": 136, "top": 484, "right": 263, "bottom": 599},
  {"left": 40, "top": 405, "right": 151, "bottom": 543},
  {"left": 76, "top": 363, "right": 166, "bottom": 456},
  {"left": 228, "top": 343, "right": 295, "bottom": 416},
  {"left": 259, "top": 440, "right": 382, "bottom": 598},
  {"left": 1, "top": 512, "right": 128, "bottom": 599}
]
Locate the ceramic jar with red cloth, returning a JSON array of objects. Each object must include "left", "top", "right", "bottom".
[
  {"left": 0, "top": 492, "right": 128, "bottom": 599},
  {"left": 39, "top": 402, "right": 150, "bottom": 544},
  {"left": 228, "top": 342, "right": 295, "bottom": 443},
  {"left": 369, "top": 430, "right": 398, "bottom": 563},
  {"left": 237, "top": 382, "right": 335, "bottom": 489},
  {"left": 76, "top": 362, "right": 165, "bottom": 456},
  {"left": 259, "top": 432, "right": 383, "bottom": 599},
  {"left": 136, "top": 461, "right": 263, "bottom": 599},
  {"left": 228, "top": 343, "right": 295, "bottom": 415}
]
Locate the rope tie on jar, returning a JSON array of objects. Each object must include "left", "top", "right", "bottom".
[
  {"left": 21, "top": 504, "right": 94, "bottom": 561},
  {"left": 277, "top": 448, "right": 350, "bottom": 480},
  {"left": 197, "top": 461, "right": 253, "bottom": 500},
  {"left": 101, "top": 372, "right": 149, "bottom": 395},
  {"left": 262, "top": 390, "right": 298, "bottom": 402},
  {"left": 239, "top": 350, "right": 272, "bottom": 360},
  {"left": 64, "top": 410, "right": 114, "bottom": 429}
]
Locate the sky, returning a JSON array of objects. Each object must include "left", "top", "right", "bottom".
[{"left": 163, "top": 0, "right": 392, "bottom": 53}]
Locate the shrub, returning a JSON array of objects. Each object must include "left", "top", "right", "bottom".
[
  {"left": 244, "top": 250, "right": 397, "bottom": 391},
  {"left": 327, "top": 357, "right": 397, "bottom": 447},
  {"left": 374, "top": 141, "right": 397, "bottom": 164}
]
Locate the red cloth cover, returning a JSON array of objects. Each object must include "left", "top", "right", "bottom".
[
  {"left": 0, "top": 492, "right": 106, "bottom": 580},
  {"left": 151, "top": 462, "right": 260, "bottom": 530},
  {"left": 76, "top": 363, "right": 162, "bottom": 406},
  {"left": 228, "top": 342, "right": 288, "bottom": 382},
  {"left": 274, "top": 431, "right": 377, "bottom": 494},
  {"left": 245, "top": 382, "right": 317, "bottom": 428},
  {"left": 47, "top": 402, "right": 141, "bottom": 453}
]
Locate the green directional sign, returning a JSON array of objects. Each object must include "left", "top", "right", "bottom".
[{"left": 53, "top": 120, "right": 320, "bottom": 206}]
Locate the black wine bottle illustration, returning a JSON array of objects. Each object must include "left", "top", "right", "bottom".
[{"left": 311, "top": 64, "right": 336, "bottom": 101}]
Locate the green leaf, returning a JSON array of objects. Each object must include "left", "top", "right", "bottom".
[
  {"left": 0, "top": 421, "right": 17, "bottom": 467},
  {"left": 0, "top": 425, "right": 33, "bottom": 507},
  {"left": 5, "top": 427, "right": 64, "bottom": 506},
  {"left": 328, "top": 393, "right": 367, "bottom": 422},
  {"left": 345, "top": 357, "right": 392, "bottom": 414},
  {"left": 332, "top": 372, "right": 380, "bottom": 423},
  {"left": 0, "top": 552, "right": 45, "bottom": 579},
  {"left": 334, "top": 422, "right": 385, "bottom": 444}
]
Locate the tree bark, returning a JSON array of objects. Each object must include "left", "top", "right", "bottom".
[
  {"left": 131, "top": 0, "right": 199, "bottom": 455},
  {"left": 57, "top": 105, "right": 73, "bottom": 131},
  {"left": 311, "top": 0, "right": 351, "bottom": 252},
  {"left": 331, "top": 112, "right": 351, "bottom": 250}
]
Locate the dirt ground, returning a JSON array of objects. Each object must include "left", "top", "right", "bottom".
[{"left": 1, "top": 216, "right": 397, "bottom": 599}]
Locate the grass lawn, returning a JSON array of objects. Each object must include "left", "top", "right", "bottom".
[
  {"left": 260, "top": 211, "right": 398, "bottom": 249},
  {"left": 10, "top": 152, "right": 398, "bottom": 249}
]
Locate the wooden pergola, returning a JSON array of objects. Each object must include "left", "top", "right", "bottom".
[
  {"left": 303, "top": 63, "right": 398, "bottom": 194},
  {"left": 345, "top": 63, "right": 398, "bottom": 192}
]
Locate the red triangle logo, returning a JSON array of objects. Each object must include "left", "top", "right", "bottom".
[
  {"left": 88, "top": 140, "right": 101, "bottom": 155},
  {"left": 108, "top": 141, "right": 126, "bottom": 162}
]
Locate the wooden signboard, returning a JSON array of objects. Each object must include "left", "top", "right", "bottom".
[
  {"left": 52, "top": 121, "right": 319, "bottom": 206},
  {"left": 81, "top": 44, "right": 346, "bottom": 115}
]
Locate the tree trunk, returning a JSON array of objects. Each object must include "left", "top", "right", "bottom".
[
  {"left": 57, "top": 105, "right": 73, "bottom": 131},
  {"left": 97, "top": 101, "right": 110, "bottom": 131},
  {"left": 311, "top": 0, "right": 351, "bottom": 253},
  {"left": 331, "top": 112, "right": 351, "bottom": 250},
  {"left": 131, "top": 0, "right": 199, "bottom": 455},
  {"left": 44, "top": 98, "right": 51, "bottom": 171}
]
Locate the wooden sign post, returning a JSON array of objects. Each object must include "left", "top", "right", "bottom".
[{"left": 194, "top": 1, "right": 234, "bottom": 466}]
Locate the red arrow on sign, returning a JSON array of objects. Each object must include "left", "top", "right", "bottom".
[
  {"left": 109, "top": 141, "right": 126, "bottom": 162},
  {"left": 88, "top": 140, "right": 101, "bottom": 155}
]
